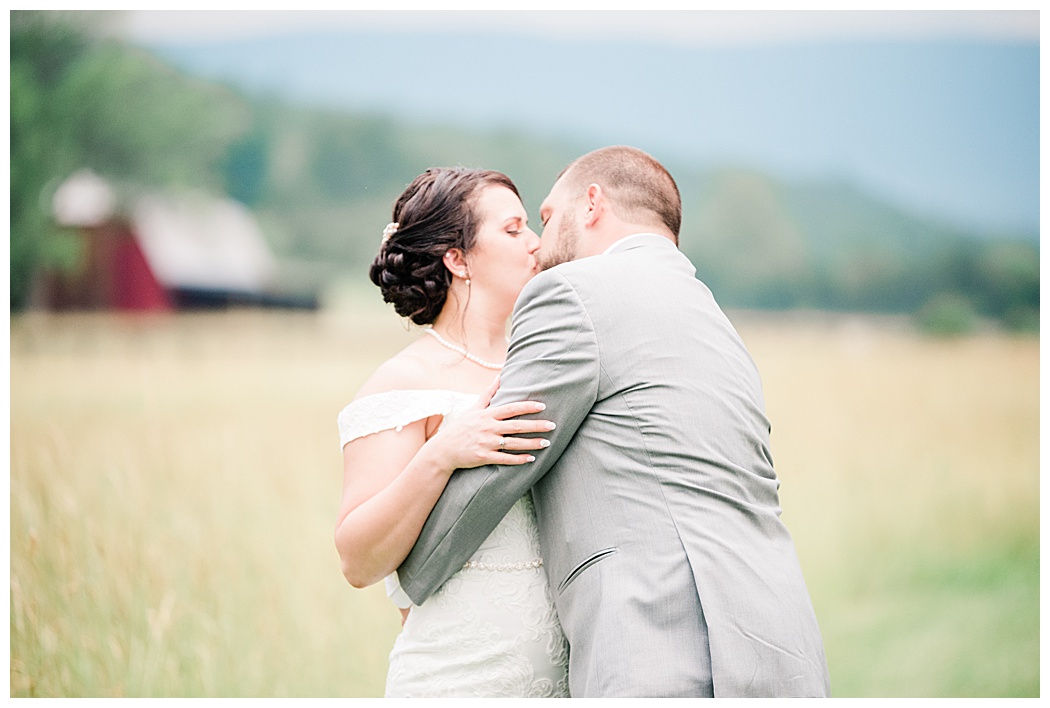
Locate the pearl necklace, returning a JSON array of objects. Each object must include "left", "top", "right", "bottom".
[{"left": 424, "top": 328, "right": 504, "bottom": 370}]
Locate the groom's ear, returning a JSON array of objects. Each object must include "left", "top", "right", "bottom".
[{"left": 582, "top": 183, "right": 604, "bottom": 227}]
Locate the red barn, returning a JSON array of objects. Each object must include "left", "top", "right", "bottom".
[{"left": 37, "top": 169, "right": 307, "bottom": 311}]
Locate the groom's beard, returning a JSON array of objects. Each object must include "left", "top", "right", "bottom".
[{"left": 539, "top": 217, "right": 580, "bottom": 271}]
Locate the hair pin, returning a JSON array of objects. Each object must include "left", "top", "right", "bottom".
[{"left": 382, "top": 222, "right": 399, "bottom": 243}]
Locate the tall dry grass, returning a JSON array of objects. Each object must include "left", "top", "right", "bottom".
[
  {"left": 739, "top": 312, "right": 1039, "bottom": 696},
  {"left": 8, "top": 306, "right": 1039, "bottom": 696}
]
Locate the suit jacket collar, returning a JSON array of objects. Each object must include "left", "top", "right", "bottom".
[{"left": 602, "top": 233, "right": 677, "bottom": 256}]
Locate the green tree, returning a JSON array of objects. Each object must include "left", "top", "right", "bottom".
[{"left": 10, "top": 11, "right": 95, "bottom": 307}]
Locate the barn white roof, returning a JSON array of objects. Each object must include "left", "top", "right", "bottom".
[{"left": 52, "top": 170, "right": 276, "bottom": 292}]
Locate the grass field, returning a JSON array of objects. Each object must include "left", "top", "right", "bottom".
[{"left": 8, "top": 304, "right": 1040, "bottom": 697}]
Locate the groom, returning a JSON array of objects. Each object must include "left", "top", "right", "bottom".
[{"left": 397, "top": 146, "right": 831, "bottom": 697}]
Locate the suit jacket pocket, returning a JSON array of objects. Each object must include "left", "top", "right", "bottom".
[{"left": 558, "top": 547, "right": 619, "bottom": 594}]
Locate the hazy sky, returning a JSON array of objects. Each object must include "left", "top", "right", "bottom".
[{"left": 123, "top": 9, "right": 1039, "bottom": 46}]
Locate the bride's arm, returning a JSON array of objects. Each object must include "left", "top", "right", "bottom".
[
  {"left": 334, "top": 382, "right": 553, "bottom": 589},
  {"left": 335, "top": 418, "right": 453, "bottom": 589}
]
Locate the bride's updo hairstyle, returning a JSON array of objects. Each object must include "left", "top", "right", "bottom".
[{"left": 370, "top": 167, "right": 520, "bottom": 325}]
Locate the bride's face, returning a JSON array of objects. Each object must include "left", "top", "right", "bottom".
[{"left": 465, "top": 185, "right": 541, "bottom": 309}]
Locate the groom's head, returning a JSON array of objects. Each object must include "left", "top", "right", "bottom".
[{"left": 537, "top": 146, "right": 681, "bottom": 270}]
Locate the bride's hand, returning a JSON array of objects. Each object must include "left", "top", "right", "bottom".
[{"left": 424, "top": 376, "right": 555, "bottom": 471}]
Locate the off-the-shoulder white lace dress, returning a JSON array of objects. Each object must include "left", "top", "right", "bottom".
[{"left": 338, "top": 390, "right": 569, "bottom": 698}]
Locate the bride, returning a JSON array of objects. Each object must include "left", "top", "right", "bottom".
[{"left": 334, "top": 167, "right": 570, "bottom": 697}]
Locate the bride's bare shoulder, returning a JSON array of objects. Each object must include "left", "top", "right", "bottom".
[{"left": 353, "top": 337, "right": 434, "bottom": 400}]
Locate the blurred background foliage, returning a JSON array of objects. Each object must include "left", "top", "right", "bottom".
[{"left": 10, "top": 10, "right": 1039, "bottom": 331}]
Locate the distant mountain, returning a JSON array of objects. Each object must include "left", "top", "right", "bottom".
[
  {"left": 204, "top": 90, "right": 1036, "bottom": 325},
  {"left": 143, "top": 29, "right": 1039, "bottom": 241}
]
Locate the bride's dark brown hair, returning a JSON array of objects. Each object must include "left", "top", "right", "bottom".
[{"left": 370, "top": 167, "right": 520, "bottom": 325}]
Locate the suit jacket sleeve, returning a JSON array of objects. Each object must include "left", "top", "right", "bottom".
[{"left": 396, "top": 269, "right": 600, "bottom": 605}]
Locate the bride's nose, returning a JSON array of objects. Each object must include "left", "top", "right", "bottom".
[{"left": 525, "top": 228, "right": 541, "bottom": 253}]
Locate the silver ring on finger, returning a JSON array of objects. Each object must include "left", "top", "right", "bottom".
[{"left": 498, "top": 437, "right": 506, "bottom": 451}]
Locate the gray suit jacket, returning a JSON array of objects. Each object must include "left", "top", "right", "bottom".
[{"left": 397, "top": 234, "right": 830, "bottom": 697}]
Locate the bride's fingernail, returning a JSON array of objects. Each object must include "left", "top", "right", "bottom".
[
  {"left": 535, "top": 403, "right": 546, "bottom": 411},
  {"left": 540, "top": 439, "right": 551, "bottom": 448},
  {"left": 526, "top": 455, "right": 536, "bottom": 462},
  {"left": 545, "top": 422, "right": 557, "bottom": 430}
]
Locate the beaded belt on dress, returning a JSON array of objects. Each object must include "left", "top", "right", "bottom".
[{"left": 462, "top": 558, "right": 544, "bottom": 571}]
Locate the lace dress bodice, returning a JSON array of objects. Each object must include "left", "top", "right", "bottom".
[{"left": 338, "top": 390, "right": 569, "bottom": 697}]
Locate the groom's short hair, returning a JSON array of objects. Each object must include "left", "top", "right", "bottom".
[{"left": 560, "top": 146, "right": 681, "bottom": 241}]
